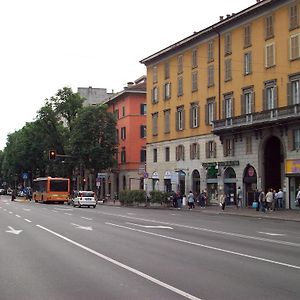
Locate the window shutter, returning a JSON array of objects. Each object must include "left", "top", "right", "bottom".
[
  {"left": 252, "top": 92, "right": 255, "bottom": 113},
  {"left": 263, "top": 88, "right": 267, "bottom": 110},
  {"left": 232, "top": 139, "right": 235, "bottom": 156},
  {"left": 223, "top": 142, "right": 227, "bottom": 157},
  {"left": 232, "top": 97, "right": 235, "bottom": 117},
  {"left": 274, "top": 86, "right": 278, "bottom": 108},
  {"left": 287, "top": 82, "right": 292, "bottom": 106},
  {"left": 222, "top": 99, "right": 225, "bottom": 119},
  {"left": 197, "top": 106, "right": 200, "bottom": 127},
  {"left": 176, "top": 146, "right": 179, "bottom": 161},
  {"left": 288, "top": 129, "right": 295, "bottom": 151},
  {"left": 205, "top": 142, "right": 209, "bottom": 158},
  {"left": 182, "top": 109, "right": 185, "bottom": 130},
  {"left": 249, "top": 52, "right": 252, "bottom": 73},
  {"left": 190, "top": 144, "right": 193, "bottom": 159},
  {"left": 197, "top": 143, "right": 200, "bottom": 159},
  {"left": 190, "top": 107, "right": 193, "bottom": 128},
  {"left": 175, "top": 111, "right": 179, "bottom": 131},
  {"left": 140, "top": 126, "right": 143, "bottom": 138},
  {"left": 241, "top": 95, "right": 245, "bottom": 115},
  {"left": 205, "top": 104, "right": 208, "bottom": 125},
  {"left": 213, "top": 141, "right": 217, "bottom": 158},
  {"left": 182, "top": 146, "right": 185, "bottom": 161},
  {"left": 213, "top": 101, "right": 217, "bottom": 121}
]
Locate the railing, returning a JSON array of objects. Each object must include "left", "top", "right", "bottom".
[{"left": 213, "top": 104, "right": 300, "bottom": 132}]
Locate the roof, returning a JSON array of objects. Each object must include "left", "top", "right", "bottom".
[{"left": 140, "top": 0, "right": 280, "bottom": 65}]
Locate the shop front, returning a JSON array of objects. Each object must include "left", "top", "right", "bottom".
[
  {"left": 243, "top": 165, "right": 257, "bottom": 207},
  {"left": 151, "top": 171, "right": 159, "bottom": 191},
  {"left": 206, "top": 165, "right": 218, "bottom": 205},
  {"left": 164, "top": 171, "right": 172, "bottom": 193},
  {"left": 285, "top": 159, "right": 300, "bottom": 210},
  {"left": 223, "top": 167, "right": 237, "bottom": 206}
]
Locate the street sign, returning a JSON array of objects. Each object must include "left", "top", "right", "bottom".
[
  {"left": 22, "top": 173, "right": 28, "bottom": 180},
  {"left": 97, "top": 173, "right": 107, "bottom": 179}
]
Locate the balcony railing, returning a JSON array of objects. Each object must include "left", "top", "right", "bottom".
[{"left": 213, "top": 104, "right": 300, "bottom": 133}]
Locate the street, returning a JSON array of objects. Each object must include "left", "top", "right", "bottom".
[{"left": 1, "top": 195, "right": 300, "bottom": 300}]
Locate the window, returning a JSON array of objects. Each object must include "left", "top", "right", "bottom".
[
  {"left": 290, "top": 33, "right": 300, "bottom": 60},
  {"left": 140, "top": 149, "right": 146, "bottom": 163},
  {"left": 244, "top": 52, "right": 252, "bottom": 75},
  {"left": 244, "top": 24, "right": 251, "bottom": 48},
  {"left": 121, "top": 127, "right": 126, "bottom": 140},
  {"left": 164, "top": 109, "right": 170, "bottom": 134},
  {"left": 224, "top": 138, "right": 234, "bottom": 157},
  {"left": 114, "top": 109, "right": 119, "bottom": 119},
  {"left": 192, "top": 71, "right": 198, "bottom": 92},
  {"left": 246, "top": 136, "right": 252, "bottom": 154},
  {"left": 122, "top": 106, "right": 125, "bottom": 117},
  {"left": 289, "top": 4, "right": 299, "bottom": 30},
  {"left": 152, "top": 86, "right": 159, "bottom": 103},
  {"left": 224, "top": 32, "right": 232, "bottom": 55},
  {"left": 294, "top": 129, "right": 300, "bottom": 150},
  {"left": 208, "top": 65, "right": 214, "bottom": 87},
  {"left": 265, "top": 43, "right": 275, "bottom": 68},
  {"left": 165, "top": 147, "right": 170, "bottom": 162},
  {"left": 164, "top": 82, "right": 171, "bottom": 100},
  {"left": 176, "top": 145, "right": 185, "bottom": 161},
  {"left": 241, "top": 88, "right": 255, "bottom": 115},
  {"left": 190, "top": 143, "right": 200, "bottom": 160},
  {"left": 153, "top": 148, "right": 157, "bottom": 163},
  {"left": 190, "top": 103, "right": 199, "bottom": 128},
  {"left": 192, "top": 49, "right": 198, "bottom": 68},
  {"left": 263, "top": 80, "right": 277, "bottom": 110},
  {"left": 205, "top": 98, "right": 216, "bottom": 125},
  {"left": 207, "top": 40, "right": 214, "bottom": 62},
  {"left": 153, "top": 66, "right": 158, "bottom": 83},
  {"left": 177, "top": 55, "right": 183, "bottom": 74},
  {"left": 206, "top": 141, "right": 216, "bottom": 158},
  {"left": 176, "top": 106, "right": 185, "bottom": 131},
  {"left": 140, "top": 125, "right": 147, "bottom": 138},
  {"left": 140, "top": 103, "right": 147, "bottom": 115},
  {"left": 164, "top": 62, "right": 170, "bottom": 79},
  {"left": 288, "top": 74, "right": 300, "bottom": 105},
  {"left": 223, "top": 93, "right": 233, "bottom": 119},
  {"left": 152, "top": 112, "right": 158, "bottom": 136},
  {"left": 265, "top": 15, "right": 274, "bottom": 40},
  {"left": 177, "top": 76, "right": 183, "bottom": 96},
  {"left": 121, "top": 148, "right": 126, "bottom": 164},
  {"left": 224, "top": 58, "right": 232, "bottom": 81}
]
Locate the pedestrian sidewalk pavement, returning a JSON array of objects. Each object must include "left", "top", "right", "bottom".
[{"left": 102, "top": 200, "right": 300, "bottom": 222}]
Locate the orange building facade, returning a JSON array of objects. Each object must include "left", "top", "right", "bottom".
[{"left": 104, "top": 76, "right": 147, "bottom": 198}]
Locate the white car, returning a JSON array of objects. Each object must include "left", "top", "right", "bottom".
[{"left": 72, "top": 191, "right": 97, "bottom": 208}]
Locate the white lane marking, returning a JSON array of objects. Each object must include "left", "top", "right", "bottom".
[
  {"left": 99, "top": 212, "right": 300, "bottom": 248},
  {"left": 71, "top": 223, "right": 93, "bottom": 231},
  {"left": 23, "top": 208, "right": 31, "bottom": 212},
  {"left": 3, "top": 209, "right": 7, "bottom": 211},
  {"left": 24, "top": 219, "right": 32, "bottom": 223},
  {"left": 127, "top": 222, "right": 173, "bottom": 229},
  {"left": 36, "top": 224, "right": 202, "bottom": 300},
  {"left": 64, "top": 213, "right": 73, "bottom": 216},
  {"left": 6, "top": 226, "right": 23, "bottom": 235},
  {"left": 51, "top": 210, "right": 58, "bottom": 213},
  {"left": 258, "top": 232, "right": 286, "bottom": 236},
  {"left": 127, "top": 213, "right": 136, "bottom": 215},
  {"left": 15, "top": 215, "right": 21, "bottom": 218},
  {"left": 9, "top": 211, "right": 13, "bottom": 214},
  {"left": 107, "top": 222, "right": 300, "bottom": 271},
  {"left": 81, "top": 217, "right": 93, "bottom": 221}
]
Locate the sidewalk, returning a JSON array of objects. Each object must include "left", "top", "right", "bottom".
[{"left": 102, "top": 200, "right": 300, "bottom": 222}]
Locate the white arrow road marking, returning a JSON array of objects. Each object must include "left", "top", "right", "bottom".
[
  {"left": 127, "top": 222, "right": 173, "bottom": 229},
  {"left": 22, "top": 208, "right": 31, "bottom": 211},
  {"left": 81, "top": 217, "right": 93, "bottom": 221},
  {"left": 24, "top": 219, "right": 32, "bottom": 223},
  {"left": 71, "top": 223, "right": 93, "bottom": 231},
  {"left": 6, "top": 226, "right": 23, "bottom": 235},
  {"left": 15, "top": 215, "right": 21, "bottom": 218},
  {"left": 258, "top": 232, "right": 286, "bottom": 236}
]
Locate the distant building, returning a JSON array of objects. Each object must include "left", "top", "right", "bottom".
[
  {"left": 100, "top": 76, "right": 147, "bottom": 198},
  {"left": 77, "top": 86, "right": 114, "bottom": 106}
]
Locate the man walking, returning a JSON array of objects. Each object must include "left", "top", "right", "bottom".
[
  {"left": 276, "top": 188, "right": 284, "bottom": 210},
  {"left": 237, "top": 186, "right": 243, "bottom": 208}
]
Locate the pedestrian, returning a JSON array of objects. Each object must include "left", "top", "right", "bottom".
[
  {"left": 172, "top": 191, "right": 178, "bottom": 208},
  {"left": 177, "top": 192, "right": 182, "bottom": 209},
  {"left": 259, "top": 190, "right": 266, "bottom": 213},
  {"left": 199, "top": 190, "right": 207, "bottom": 208},
  {"left": 11, "top": 189, "right": 16, "bottom": 202},
  {"left": 296, "top": 187, "right": 300, "bottom": 207},
  {"left": 276, "top": 188, "right": 284, "bottom": 210},
  {"left": 220, "top": 191, "right": 226, "bottom": 211},
  {"left": 254, "top": 189, "right": 260, "bottom": 211},
  {"left": 265, "top": 188, "right": 274, "bottom": 211},
  {"left": 187, "top": 191, "right": 195, "bottom": 209},
  {"left": 237, "top": 186, "right": 243, "bottom": 208}
]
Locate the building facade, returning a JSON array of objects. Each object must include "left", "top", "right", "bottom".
[
  {"left": 103, "top": 76, "right": 147, "bottom": 199},
  {"left": 141, "top": 0, "right": 300, "bottom": 209},
  {"left": 78, "top": 86, "right": 114, "bottom": 106}
]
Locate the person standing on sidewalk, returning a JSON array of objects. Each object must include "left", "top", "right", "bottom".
[
  {"left": 187, "top": 191, "right": 195, "bottom": 209},
  {"left": 220, "top": 191, "right": 226, "bottom": 211},
  {"left": 237, "top": 186, "right": 243, "bottom": 208},
  {"left": 276, "top": 188, "right": 284, "bottom": 210},
  {"left": 259, "top": 190, "right": 266, "bottom": 213},
  {"left": 265, "top": 189, "right": 274, "bottom": 211}
]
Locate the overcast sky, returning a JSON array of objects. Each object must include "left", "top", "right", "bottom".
[{"left": 0, "top": 0, "right": 255, "bottom": 150}]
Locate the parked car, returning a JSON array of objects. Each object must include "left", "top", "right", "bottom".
[
  {"left": 0, "top": 188, "right": 5, "bottom": 195},
  {"left": 71, "top": 191, "right": 96, "bottom": 208},
  {"left": 6, "top": 188, "right": 13, "bottom": 195}
]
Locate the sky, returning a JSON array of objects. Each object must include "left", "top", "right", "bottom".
[{"left": 0, "top": 0, "right": 255, "bottom": 151}]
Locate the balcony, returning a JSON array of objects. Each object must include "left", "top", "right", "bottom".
[{"left": 212, "top": 104, "right": 300, "bottom": 135}]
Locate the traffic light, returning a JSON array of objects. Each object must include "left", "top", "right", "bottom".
[{"left": 49, "top": 150, "right": 56, "bottom": 160}]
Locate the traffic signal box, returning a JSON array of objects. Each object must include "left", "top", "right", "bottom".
[{"left": 49, "top": 150, "right": 56, "bottom": 160}]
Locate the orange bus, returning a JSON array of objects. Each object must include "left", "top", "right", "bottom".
[{"left": 33, "top": 177, "right": 70, "bottom": 204}]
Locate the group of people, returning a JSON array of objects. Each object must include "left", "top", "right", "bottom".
[
  {"left": 254, "top": 188, "right": 284, "bottom": 212},
  {"left": 171, "top": 190, "right": 208, "bottom": 210}
]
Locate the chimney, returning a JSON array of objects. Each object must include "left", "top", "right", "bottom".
[
  {"left": 219, "top": 16, "right": 224, "bottom": 21},
  {"left": 226, "top": 14, "right": 231, "bottom": 18},
  {"left": 127, "top": 82, "right": 134, "bottom": 87}
]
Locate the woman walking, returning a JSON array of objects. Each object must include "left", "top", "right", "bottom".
[{"left": 187, "top": 191, "right": 195, "bottom": 209}]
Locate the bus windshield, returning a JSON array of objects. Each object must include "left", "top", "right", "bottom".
[{"left": 50, "top": 180, "right": 69, "bottom": 192}]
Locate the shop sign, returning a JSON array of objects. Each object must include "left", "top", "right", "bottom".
[
  {"left": 151, "top": 171, "right": 159, "bottom": 179},
  {"left": 285, "top": 159, "right": 300, "bottom": 174},
  {"left": 202, "top": 160, "right": 239, "bottom": 168},
  {"left": 164, "top": 171, "right": 171, "bottom": 179}
]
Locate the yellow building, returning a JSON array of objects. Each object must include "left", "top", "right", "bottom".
[{"left": 141, "top": 0, "right": 300, "bottom": 209}]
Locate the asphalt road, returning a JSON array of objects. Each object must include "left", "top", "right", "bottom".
[{"left": 1, "top": 195, "right": 300, "bottom": 300}]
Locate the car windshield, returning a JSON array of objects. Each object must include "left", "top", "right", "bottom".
[{"left": 80, "top": 192, "right": 94, "bottom": 197}]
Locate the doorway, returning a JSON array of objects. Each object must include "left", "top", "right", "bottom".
[{"left": 263, "top": 136, "right": 283, "bottom": 192}]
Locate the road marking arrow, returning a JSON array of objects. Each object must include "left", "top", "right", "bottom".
[
  {"left": 127, "top": 222, "right": 173, "bottom": 229},
  {"left": 6, "top": 226, "right": 23, "bottom": 235},
  {"left": 258, "top": 231, "right": 286, "bottom": 236},
  {"left": 71, "top": 223, "right": 93, "bottom": 231}
]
